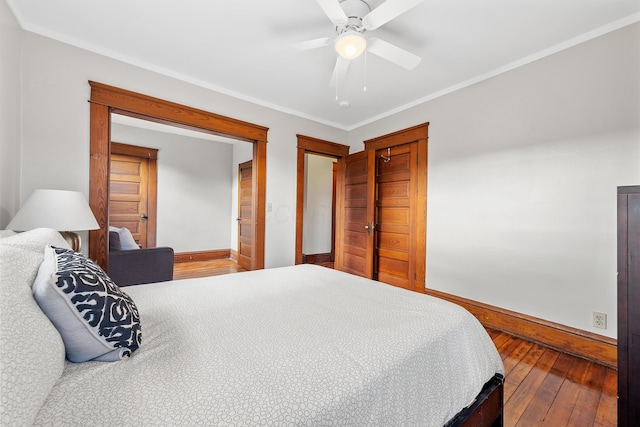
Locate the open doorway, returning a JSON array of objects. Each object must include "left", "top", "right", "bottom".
[
  {"left": 89, "top": 81, "right": 267, "bottom": 272},
  {"left": 295, "top": 135, "right": 349, "bottom": 265},
  {"left": 302, "top": 154, "right": 337, "bottom": 266}
]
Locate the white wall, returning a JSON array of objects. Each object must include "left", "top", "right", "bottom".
[
  {"left": 16, "top": 31, "right": 347, "bottom": 268},
  {"left": 303, "top": 154, "right": 335, "bottom": 254},
  {"left": 155, "top": 136, "right": 233, "bottom": 252},
  {"left": 0, "top": 0, "right": 21, "bottom": 228},
  {"left": 349, "top": 23, "right": 640, "bottom": 338},
  {"left": 111, "top": 123, "right": 234, "bottom": 252}
]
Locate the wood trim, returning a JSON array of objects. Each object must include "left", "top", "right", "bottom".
[
  {"left": 88, "top": 81, "right": 267, "bottom": 271},
  {"left": 302, "top": 252, "right": 333, "bottom": 264},
  {"left": 415, "top": 135, "right": 428, "bottom": 291},
  {"left": 295, "top": 146, "right": 306, "bottom": 265},
  {"left": 295, "top": 135, "right": 350, "bottom": 265},
  {"left": 427, "top": 287, "right": 618, "bottom": 368},
  {"left": 89, "top": 102, "right": 110, "bottom": 269},
  {"left": 363, "top": 123, "right": 429, "bottom": 151},
  {"left": 331, "top": 162, "right": 337, "bottom": 261},
  {"left": 89, "top": 81, "right": 268, "bottom": 142},
  {"left": 365, "top": 148, "right": 377, "bottom": 279},
  {"left": 146, "top": 156, "right": 158, "bottom": 248},
  {"left": 297, "top": 134, "right": 350, "bottom": 157},
  {"left": 111, "top": 141, "right": 158, "bottom": 159},
  {"left": 174, "top": 249, "right": 231, "bottom": 263},
  {"left": 252, "top": 139, "right": 267, "bottom": 270}
]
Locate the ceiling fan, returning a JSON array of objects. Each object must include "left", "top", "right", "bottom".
[{"left": 290, "top": 0, "right": 424, "bottom": 86}]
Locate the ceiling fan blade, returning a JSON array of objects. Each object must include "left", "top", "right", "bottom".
[
  {"left": 367, "top": 37, "right": 421, "bottom": 70},
  {"left": 362, "top": 0, "right": 424, "bottom": 30},
  {"left": 285, "top": 37, "right": 332, "bottom": 53},
  {"left": 329, "top": 56, "right": 350, "bottom": 87},
  {"left": 316, "top": 0, "right": 348, "bottom": 25}
]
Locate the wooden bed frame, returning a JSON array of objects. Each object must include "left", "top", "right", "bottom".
[{"left": 445, "top": 374, "right": 504, "bottom": 427}]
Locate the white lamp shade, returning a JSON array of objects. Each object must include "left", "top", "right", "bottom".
[{"left": 7, "top": 189, "right": 99, "bottom": 232}]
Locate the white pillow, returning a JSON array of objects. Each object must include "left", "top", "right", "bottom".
[
  {"left": 33, "top": 246, "right": 142, "bottom": 362},
  {"left": 0, "top": 229, "right": 67, "bottom": 425},
  {"left": 109, "top": 226, "right": 139, "bottom": 250}
]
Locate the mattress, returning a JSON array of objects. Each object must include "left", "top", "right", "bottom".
[{"left": 34, "top": 264, "right": 504, "bottom": 426}]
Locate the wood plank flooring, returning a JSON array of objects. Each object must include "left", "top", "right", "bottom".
[
  {"left": 173, "top": 258, "right": 248, "bottom": 280},
  {"left": 173, "top": 259, "right": 618, "bottom": 427},
  {"left": 487, "top": 328, "right": 617, "bottom": 426}
]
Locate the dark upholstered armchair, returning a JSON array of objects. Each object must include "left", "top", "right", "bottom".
[{"left": 108, "top": 231, "right": 174, "bottom": 287}]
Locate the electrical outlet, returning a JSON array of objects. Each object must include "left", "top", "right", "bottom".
[{"left": 593, "top": 312, "right": 607, "bottom": 329}]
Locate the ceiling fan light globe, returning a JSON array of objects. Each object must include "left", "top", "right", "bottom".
[{"left": 335, "top": 31, "right": 366, "bottom": 59}]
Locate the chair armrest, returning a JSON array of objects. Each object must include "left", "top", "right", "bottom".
[{"left": 108, "top": 247, "right": 174, "bottom": 287}]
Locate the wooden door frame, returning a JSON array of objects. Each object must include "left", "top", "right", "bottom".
[
  {"left": 295, "top": 135, "right": 350, "bottom": 265},
  {"left": 89, "top": 81, "right": 268, "bottom": 271},
  {"left": 364, "top": 123, "right": 428, "bottom": 291},
  {"left": 110, "top": 142, "right": 158, "bottom": 248}
]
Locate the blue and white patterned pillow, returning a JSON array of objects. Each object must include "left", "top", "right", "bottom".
[{"left": 33, "top": 246, "right": 142, "bottom": 362}]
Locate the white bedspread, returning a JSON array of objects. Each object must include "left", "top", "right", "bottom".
[{"left": 34, "top": 265, "right": 503, "bottom": 426}]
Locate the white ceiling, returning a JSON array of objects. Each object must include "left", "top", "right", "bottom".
[{"left": 7, "top": 0, "right": 640, "bottom": 129}]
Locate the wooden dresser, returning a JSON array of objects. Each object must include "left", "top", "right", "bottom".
[{"left": 617, "top": 185, "right": 640, "bottom": 426}]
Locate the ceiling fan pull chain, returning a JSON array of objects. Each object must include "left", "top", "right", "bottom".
[
  {"left": 363, "top": 50, "right": 368, "bottom": 92},
  {"left": 335, "top": 61, "right": 339, "bottom": 101}
]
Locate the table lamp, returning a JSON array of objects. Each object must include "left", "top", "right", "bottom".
[{"left": 6, "top": 189, "right": 99, "bottom": 252}]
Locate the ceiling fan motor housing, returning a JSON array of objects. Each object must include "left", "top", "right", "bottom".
[{"left": 336, "top": 0, "right": 371, "bottom": 35}]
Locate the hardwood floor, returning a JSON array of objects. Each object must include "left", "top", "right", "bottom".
[
  {"left": 488, "top": 328, "right": 617, "bottom": 427},
  {"left": 173, "top": 259, "right": 618, "bottom": 427},
  {"left": 173, "top": 258, "right": 248, "bottom": 280}
]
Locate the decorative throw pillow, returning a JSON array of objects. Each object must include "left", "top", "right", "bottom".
[
  {"left": 33, "top": 246, "right": 142, "bottom": 362},
  {"left": 109, "top": 226, "right": 139, "bottom": 250}
]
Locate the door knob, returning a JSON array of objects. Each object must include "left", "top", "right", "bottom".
[{"left": 141, "top": 213, "right": 148, "bottom": 221}]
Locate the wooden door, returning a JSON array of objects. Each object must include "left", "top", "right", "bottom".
[
  {"left": 373, "top": 143, "right": 416, "bottom": 290},
  {"left": 109, "top": 144, "right": 158, "bottom": 248},
  {"left": 335, "top": 124, "right": 428, "bottom": 292},
  {"left": 237, "top": 160, "right": 253, "bottom": 270},
  {"left": 334, "top": 151, "right": 374, "bottom": 277}
]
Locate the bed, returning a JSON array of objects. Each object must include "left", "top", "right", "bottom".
[{"left": 0, "top": 228, "right": 504, "bottom": 426}]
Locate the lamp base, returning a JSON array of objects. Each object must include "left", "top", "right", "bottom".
[{"left": 59, "top": 231, "right": 81, "bottom": 252}]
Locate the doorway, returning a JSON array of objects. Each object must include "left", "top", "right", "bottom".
[
  {"left": 89, "top": 81, "right": 268, "bottom": 271},
  {"left": 295, "top": 135, "right": 350, "bottom": 265},
  {"left": 302, "top": 154, "right": 337, "bottom": 265}
]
